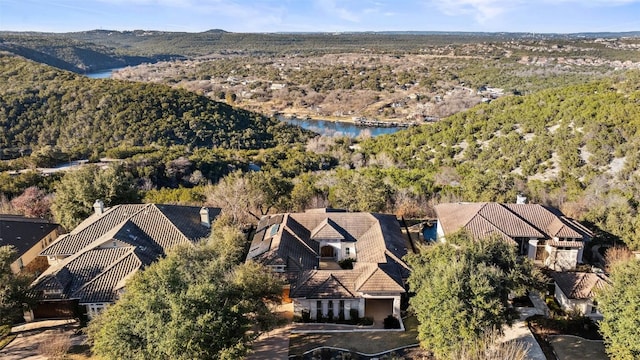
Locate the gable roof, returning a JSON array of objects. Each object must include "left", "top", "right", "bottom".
[
  {"left": 32, "top": 204, "right": 218, "bottom": 304},
  {"left": 552, "top": 272, "right": 610, "bottom": 299},
  {"left": 435, "top": 202, "right": 590, "bottom": 243},
  {"left": 0, "top": 215, "right": 61, "bottom": 258},
  {"left": 247, "top": 210, "right": 410, "bottom": 298}
]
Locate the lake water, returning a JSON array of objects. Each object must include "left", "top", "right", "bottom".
[
  {"left": 84, "top": 68, "right": 123, "bottom": 79},
  {"left": 281, "top": 117, "right": 403, "bottom": 138}
]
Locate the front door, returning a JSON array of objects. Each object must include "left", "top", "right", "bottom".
[{"left": 321, "top": 245, "right": 334, "bottom": 258}]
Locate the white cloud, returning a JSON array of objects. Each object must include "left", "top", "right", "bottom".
[
  {"left": 314, "top": 0, "right": 361, "bottom": 22},
  {"left": 430, "top": 0, "right": 511, "bottom": 23},
  {"left": 428, "top": 0, "right": 640, "bottom": 24}
]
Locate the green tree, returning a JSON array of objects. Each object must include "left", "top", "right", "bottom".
[
  {"left": 405, "top": 232, "right": 542, "bottom": 359},
  {"left": 597, "top": 259, "right": 640, "bottom": 360},
  {"left": 51, "top": 164, "right": 139, "bottom": 230},
  {"left": 0, "top": 246, "right": 33, "bottom": 325},
  {"left": 88, "top": 225, "right": 282, "bottom": 360},
  {"left": 329, "top": 170, "right": 392, "bottom": 212}
]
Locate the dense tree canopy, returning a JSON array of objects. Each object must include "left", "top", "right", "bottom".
[
  {"left": 597, "top": 259, "right": 640, "bottom": 360},
  {"left": 405, "top": 232, "right": 543, "bottom": 359},
  {"left": 51, "top": 164, "right": 140, "bottom": 230},
  {"left": 0, "top": 246, "right": 33, "bottom": 326},
  {"left": 88, "top": 225, "right": 282, "bottom": 360},
  {"left": 0, "top": 55, "right": 310, "bottom": 160}
]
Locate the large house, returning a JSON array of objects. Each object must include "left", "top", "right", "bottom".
[
  {"left": 245, "top": 209, "right": 411, "bottom": 324},
  {"left": 0, "top": 215, "right": 63, "bottom": 274},
  {"left": 551, "top": 271, "right": 609, "bottom": 320},
  {"left": 434, "top": 201, "right": 592, "bottom": 270},
  {"left": 30, "top": 202, "right": 219, "bottom": 320}
]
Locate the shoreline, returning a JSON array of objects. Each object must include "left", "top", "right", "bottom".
[{"left": 275, "top": 111, "right": 415, "bottom": 126}]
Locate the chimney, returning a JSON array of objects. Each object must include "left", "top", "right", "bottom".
[
  {"left": 200, "top": 207, "right": 210, "bottom": 228},
  {"left": 93, "top": 199, "right": 105, "bottom": 216},
  {"left": 516, "top": 194, "right": 527, "bottom": 204}
]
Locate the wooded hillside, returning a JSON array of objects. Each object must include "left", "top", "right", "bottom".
[{"left": 0, "top": 55, "right": 309, "bottom": 159}]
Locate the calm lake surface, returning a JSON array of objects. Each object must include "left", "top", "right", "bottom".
[
  {"left": 84, "top": 68, "right": 124, "bottom": 79},
  {"left": 281, "top": 117, "right": 402, "bottom": 138}
]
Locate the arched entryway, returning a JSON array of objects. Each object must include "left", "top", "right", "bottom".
[{"left": 320, "top": 245, "right": 335, "bottom": 258}]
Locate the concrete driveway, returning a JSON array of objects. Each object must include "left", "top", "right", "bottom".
[{"left": 0, "top": 320, "right": 83, "bottom": 360}]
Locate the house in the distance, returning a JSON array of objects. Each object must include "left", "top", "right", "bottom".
[
  {"left": 434, "top": 200, "right": 592, "bottom": 271},
  {"left": 0, "top": 215, "right": 63, "bottom": 274},
  {"left": 245, "top": 209, "right": 411, "bottom": 325},
  {"left": 30, "top": 202, "right": 219, "bottom": 320},
  {"left": 551, "top": 271, "right": 609, "bottom": 320}
]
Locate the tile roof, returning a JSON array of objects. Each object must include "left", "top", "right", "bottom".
[
  {"left": 546, "top": 240, "right": 584, "bottom": 248},
  {"left": 248, "top": 210, "right": 409, "bottom": 299},
  {"left": 291, "top": 271, "right": 358, "bottom": 298},
  {"left": 0, "top": 215, "right": 61, "bottom": 258},
  {"left": 33, "top": 204, "right": 218, "bottom": 304},
  {"left": 435, "top": 202, "right": 590, "bottom": 244},
  {"left": 552, "top": 272, "right": 610, "bottom": 299}
]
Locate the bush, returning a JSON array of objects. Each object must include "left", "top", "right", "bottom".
[
  {"left": 38, "top": 331, "right": 71, "bottom": 359},
  {"left": 383, "top": 315, "right": 401, "bottom": 329},
  {"left": 301, "top": 310, "right": 311, "bottom": 323},
  {"left": 359, "top": 317, "right": 374, "bottom": 326},
  {"left": 338, "top": 258, "right": 356, "bottom": 269},
  {"left": 0, "top": 325, "right": 9, "bottom": 338},
  {"left": 349, "top": 308, "right": 359, "bottom": 322}
]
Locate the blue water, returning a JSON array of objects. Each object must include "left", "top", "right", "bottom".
[
  {"left": 423, "top": 225, "right": 437, "bottom": 242},
  {"left": 282, "top": 117, "right": 402, "bottom": 138},
  {"left": 84, "top": 68, "right": 124, "bottom": 79}
]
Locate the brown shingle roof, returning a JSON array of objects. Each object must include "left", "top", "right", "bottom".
[{"left": 552, "top": 272, "right": 609, "bottom": 299}]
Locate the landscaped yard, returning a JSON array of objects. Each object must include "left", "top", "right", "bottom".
[
  {"left": 550, "top": 336, "right": 608, "bottom": 360},
  {"left": 289, "top": 316, "right": 422, "bottom": 357}
]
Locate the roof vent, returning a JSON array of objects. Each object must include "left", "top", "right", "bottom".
[{"left": 93, "top": 199, "right": 105, "bottom": 216}]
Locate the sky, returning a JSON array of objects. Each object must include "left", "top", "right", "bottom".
[{"left": 1, "top": 0, "right": 640, "bottom": 34}]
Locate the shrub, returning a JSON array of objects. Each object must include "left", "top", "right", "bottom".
[
  {"left": 37, "top": 331, "right": 71, "bottom": 360},
  {"left": 349, "top": 308, "right": 359, "bottom": 322},
  {"left": 338, "top": 258, "right": 356, "bottom": 269},
  {"left": 359, "top": 317, "right": 374, "bottom": 326},
  {"left": 384, "top": 315, "right": 401, "bottom": 329},
  {"left": 301, "top": 310, "right": 311, "bottom": 323}
]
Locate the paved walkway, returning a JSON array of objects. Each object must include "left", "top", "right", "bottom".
[
  {"left": 11, "top": 319, "right": 77, "bottom": 333},
  {"left": 550, "top": 335, "right": 607, "bottom": 360},
  {"left": 246, "top": 325, "right": 291, "bottom": 360},
  {"left": 501, "top": 293, "right": 549, "bottom": 360},
  {"left": 1, "top": 320, "right": 83, "bottom": 360}
]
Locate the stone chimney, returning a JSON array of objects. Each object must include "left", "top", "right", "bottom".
[
  {"left": 516, "top": 194, "right": 527, "bottom": 204},
  {"left": 93, "top": 199, "right": 105, "bottom": 216},
  {"left": 200, "top": 207, "right": 210, "bottom": 228}
]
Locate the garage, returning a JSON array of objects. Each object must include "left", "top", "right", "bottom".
[{"left": 364, "top": 298, "right": 393, "bottom": 321}]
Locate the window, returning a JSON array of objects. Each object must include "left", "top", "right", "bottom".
[
  {"left": 591, "top": 301, "right": 598, "bottom": 314},
  {"left": 345, "top": 247, "right": 350, "bottom": 256},
  {"left": 87, "top": 303, "right": 106, "bottom": 319},
  {"left": 316, "top": 300, "right": 322, "bottom": 319}
]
